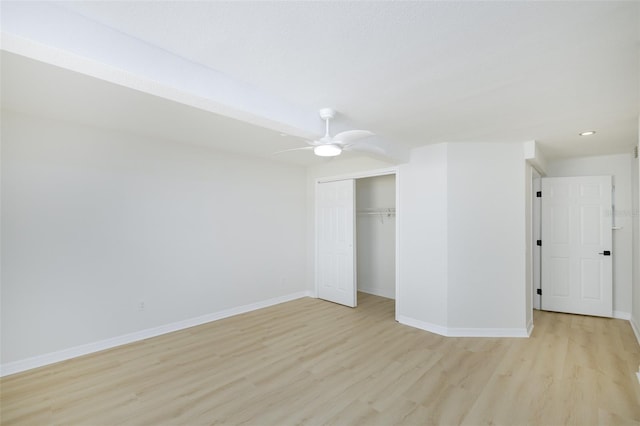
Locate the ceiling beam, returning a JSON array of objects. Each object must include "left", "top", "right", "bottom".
[{"left": 1, "top": 2, "right": 410, "bottom": 163}]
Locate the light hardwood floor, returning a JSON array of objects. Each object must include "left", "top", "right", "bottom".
[{"left": 2, "top": 293, "right": 639, "bottom": 425}]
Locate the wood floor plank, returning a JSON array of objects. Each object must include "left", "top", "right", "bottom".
[{"left": 2, "top": 293, "right": 639, "bottom": 425}]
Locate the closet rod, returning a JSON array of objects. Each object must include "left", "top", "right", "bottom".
[
  {"left": 356, "top": 207, "right": 395, "bottom": 212},
  {"left": 356, "top": 207, "right": 396, "bottom": 217}
]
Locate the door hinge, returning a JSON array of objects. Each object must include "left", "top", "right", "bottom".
[
  {"left": 536, "top": 240, "right": 542, "bottom": 246},
  {"left": 536, "top": 191, "right": 542, "bottom": 198},
  {"left": 536, "top": 289, "right": 542, "bottom": 295}
]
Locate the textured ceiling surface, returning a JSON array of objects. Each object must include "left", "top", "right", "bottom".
[{"left": 2, "top": 1, "right": 639, "bottom": 162}]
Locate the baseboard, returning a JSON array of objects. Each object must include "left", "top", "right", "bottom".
[
  {"left": 397, "top": 315, "right": 449, "bottom": 336},
  {"left": 630, "top": 316, "right": 640, "bottom": 348},
  {"left": 446, "top": 327, "right": 530, "bottom": 338},
  {"left": 612, "top": 314, "right": 640, "bottom": 386},
  {"left": 613, "top": 310, "right": 632, "bottom": 320},
  {"left": 0, "top": 290, "right": 312, "bottom": 377},
  {"left": 527, "top": 318, "right": 535, "bottom": 337},
  {"left": 358, "top": 287, "right": 395, "bottom": 300},
  {"left": 397, "top": 315, "right": 529, "bottom": 338}
]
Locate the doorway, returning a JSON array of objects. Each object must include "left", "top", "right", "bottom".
[
  {"left": 533, "top": 168, "right": 541, "bottom": 310},
  {"left": 316, "top": 169, "right": 397, "bottom": 313},
  {"left": 356, "top": 175, "right": 396, "bottom": 300},
  {"left": 539, "top": 176, "right": 613, "bottom": 317}
]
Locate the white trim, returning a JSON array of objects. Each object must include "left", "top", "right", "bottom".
[
  {"left": 630, "top": 317, "right": 640, "bottom": 348},
  {"left": 398, "top": 315, "right": 529, "bottom": 338},
  {"left": 395, "top": 170, "right": 400, "bottom": 322},
  {"left": 613, "top": 310, "right": 632, "bottom": 320},
  {"left": 358, "top": 287, "right": 395, "bottom": 300},
  {"left": 532, "top": 168, "right": 542, "bottom": 312},
  {"left": 0, "top": 291, "right": 312, "bottom": 377},
  {"left": 446, "top": 327, "right": 530, "bottom": 338},
  {"left": 315, "top": 167, "right": 398, "bottom": 184},
  {"left": 527, "top": 319, "right": 535, "bottom": 337},
  {"left": 397, "top": 315, "right": 449, "bottom": 336}
]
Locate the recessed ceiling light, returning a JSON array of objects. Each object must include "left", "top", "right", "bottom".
[{"left": 579, "top": 131, "right": 596, "bottom": 136}]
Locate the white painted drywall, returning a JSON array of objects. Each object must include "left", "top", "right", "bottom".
[
  {"left": 0, "top": 2, "right": 321, "bottom": 141},
  {"left": 632, "top": 122, "right": 640, "bottom": 337},
  {"left": 356, "top": 175, "right": 396, "bottom": 299},
  {"left": 397, "top": 144, "right": 449, "bottom": 327},
  {"left": 546, "top": 154, "right": 634, "bottom": 317},
  {"left": 396, "top": 142, "right": 529, "bottom": 335},
  {"left": 1, "top": 110, "right": 308, "bottom": 364},
  {"left": 446, "top": 143, "right": 527, "bottom": 330},
  {"left": 524, "top": 140, "right": 548, "bottom": 175}
]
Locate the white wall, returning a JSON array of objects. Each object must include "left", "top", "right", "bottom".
[
  {"left": 397, "top": 142, "right": 528, "bottom": 336},
  {"left": 546, "top": 154, "right": 634, "bottom": 318},
  {"left": 356, "top": 175, "right": 396, "bottom": 299},
  {"left": 446, "top": 143, "right": 527, "bottom": 330},
  {"left": 397, "top": 144, "right": 449, "bottom": 330},
  {"left": 1, "top": 110, "right": 308, "bottom": 365},
  {"left": 632, "top": 121, "right": 640, "bottom": 339}
]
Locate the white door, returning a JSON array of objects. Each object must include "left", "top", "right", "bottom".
[
  {"left": 316, "top": 179, "right": 356, "bottom": 307},
  {"left": 541, "top": 176, "right": 612, "bottom": 317}
]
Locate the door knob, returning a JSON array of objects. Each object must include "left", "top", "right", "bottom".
[{"left": 598, "top": 250, "right": 611, "bottom": 256}]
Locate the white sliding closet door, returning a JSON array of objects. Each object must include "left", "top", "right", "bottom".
[{"left": 316, "top": 179, "right": 356, "bottom": 307}]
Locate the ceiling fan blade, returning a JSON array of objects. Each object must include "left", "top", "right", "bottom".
[
  {"left": 332, "top": 130, "right": 374, "bottom": 144},
  {"left": 343, "top": 143, "right": 386, "bottom": 156},
  {"left": 272, "top": 146, "right": 314, "bottom": 155},
  {"left": 310, "top": 135, "right": 334, "bottom": 146}
]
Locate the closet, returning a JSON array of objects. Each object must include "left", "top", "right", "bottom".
[{"left": 356, "top": 174, "right": 396, "bottom": 299}]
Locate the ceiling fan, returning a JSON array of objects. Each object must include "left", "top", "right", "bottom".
[{"left": 276, "top": 108, "right": 375, "bottom": 157}]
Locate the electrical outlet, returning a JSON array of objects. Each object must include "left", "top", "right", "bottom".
[{"left": 138, "top": 301, "right": 145, "bottom": 312}]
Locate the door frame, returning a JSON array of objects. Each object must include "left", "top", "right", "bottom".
[
  {"left": 539, "top": 175, "right": 613, "bottom": 317},
  {"left": 532, "top": 167, "right": 542, "bottom": 310},
  {"left": 315, "top": 167, "right": 399, "bottom": 319}
]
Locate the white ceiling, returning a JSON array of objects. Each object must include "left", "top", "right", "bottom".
[
  {"left": 1, "top": 51, "right": 324, "bottom": 166},
  {"left": 2, "top": 1, "right": 639, "bottom": 163}
]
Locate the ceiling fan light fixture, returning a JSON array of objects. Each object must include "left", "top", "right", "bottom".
[{"left": 314, "top": 144, "right": 342, "bottom": 157}]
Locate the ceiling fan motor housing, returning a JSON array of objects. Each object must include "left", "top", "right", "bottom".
[{"left": 319, "top": 108, "right": 336, "bottom": 120}]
